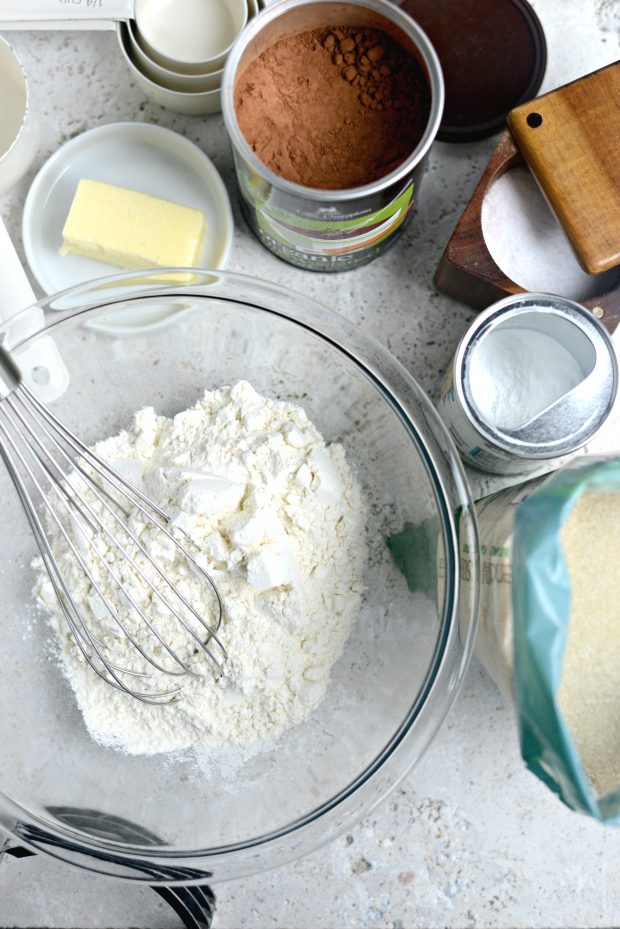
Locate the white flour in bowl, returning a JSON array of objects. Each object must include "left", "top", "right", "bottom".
[{"left": 35, "top": 381, "right": 366, "bottom": 755}]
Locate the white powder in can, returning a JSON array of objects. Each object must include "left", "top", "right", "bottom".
[
  {"left": 558, "top": 490, "right": 620, "bottom": 798},
  {"left": 468, "top": 326, "right": 584, "bottom": 430}
]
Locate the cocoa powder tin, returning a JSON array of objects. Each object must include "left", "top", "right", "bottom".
[{"left": 222, "top": 0, "right": 444, "bottom": 271}]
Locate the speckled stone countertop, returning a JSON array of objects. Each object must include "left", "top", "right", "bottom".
[{"left": 0, "top": 2, "right": 619, "bottom": 927}]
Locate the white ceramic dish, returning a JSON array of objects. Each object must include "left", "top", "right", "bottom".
[
  {"left": 22, "top": 122, "right": 234, "bottom": 296},
  {"left": 125, "top": 0, "right": 261, "bottom": 94},
  {"left": 119, "top": 0, "right": 258, "bottom": 105},
  {"left": 136, "top": 0, "right": 248, "bottom": 74},
  {"left": 118, "top": 23, "right": 222, "bottom": 114},
  {"left": 128, "top": 19, "right": 223, "bottom": 91}
]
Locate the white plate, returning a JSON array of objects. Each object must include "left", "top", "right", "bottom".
[{"left": 23, "top": 122, "right": 234, "bottom": 296}]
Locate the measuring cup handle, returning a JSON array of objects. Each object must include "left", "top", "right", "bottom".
[{"left": 0, "top": 0, "right": 134, "bottom": 23}]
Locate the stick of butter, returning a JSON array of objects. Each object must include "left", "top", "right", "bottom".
[{"left": 60, "top": 179, "right": 207, "bottom": 282}]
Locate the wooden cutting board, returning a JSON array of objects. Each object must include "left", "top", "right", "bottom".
[{"left": 507, "top": 61, "right": 620, "bottom": 275}]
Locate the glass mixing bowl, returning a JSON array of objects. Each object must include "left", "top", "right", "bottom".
[{"left": 0, "top": 270, "right": 478, "bottom": 884}]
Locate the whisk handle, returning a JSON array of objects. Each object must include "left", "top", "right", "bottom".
[{"left": 0, "top": 344, "right": 21, "bottom": 399}]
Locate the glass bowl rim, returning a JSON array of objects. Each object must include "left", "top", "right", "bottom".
[{"left": 0, "top": 268, "right": 479, "bottom": 873}]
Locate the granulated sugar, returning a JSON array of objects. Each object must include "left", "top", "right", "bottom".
[{"left": 558, "top": 489, "right": 620, "bottom": 797}]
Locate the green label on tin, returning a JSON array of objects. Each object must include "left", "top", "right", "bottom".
[{"left": 239, "top": 164, "right": 415, "bottom": 258}]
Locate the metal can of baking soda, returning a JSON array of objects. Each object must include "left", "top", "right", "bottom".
[
  {"left": 222, "top": 0, "right": 443, "bottom": 271},
  {"left": 437, "top": 294, "right": 618, "bottom": 476}
]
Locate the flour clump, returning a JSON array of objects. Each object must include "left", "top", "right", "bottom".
[{"left": 35, "top": 382, "right": 367, "bottom": 755}]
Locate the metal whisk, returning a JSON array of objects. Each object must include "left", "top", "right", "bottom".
[{"left": 0, "top": 344, "right": 226, "bottom": 705}]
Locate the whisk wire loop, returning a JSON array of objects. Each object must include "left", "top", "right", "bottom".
[
  {"left": 22, "top": 386, "right": 227, "bottom": 658},
  {"left": 0, "top": 431, "right": 179, "bottom": 703},
  {"left": 0, "top": 363, "right": 227, "bottom": 704},
  {"left": 7, "top": 391, "right": 220, "bottom": 677},
  {"left": 4, "top": 400, "right": 182, "bottom": 671}
]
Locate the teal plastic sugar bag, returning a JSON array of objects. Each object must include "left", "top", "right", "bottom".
[
  {"left": 512, "top": 455, "right": 620, "bottom": 823},
  {"left": 388, "top": 455, "right": 620, "bottom": 822}
]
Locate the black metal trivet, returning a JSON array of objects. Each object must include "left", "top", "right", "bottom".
[{"left": 0, "top": 807, "right": 216, "bottom": 929}]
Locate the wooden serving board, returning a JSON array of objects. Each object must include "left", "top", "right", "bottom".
[
  {"left": 433, "top": 130, "right": 620, "bottom": 335},
  {"left": 507, "top": 61, "right": 620, "bottom": 275}
]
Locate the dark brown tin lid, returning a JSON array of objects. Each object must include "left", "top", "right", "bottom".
[{"left": 396, "top": 0, "right": 547, "bottom": 142}]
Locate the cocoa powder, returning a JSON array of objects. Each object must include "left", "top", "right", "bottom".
[{"left": 234, "top": 25, "right": 431, "bottom": 190}]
